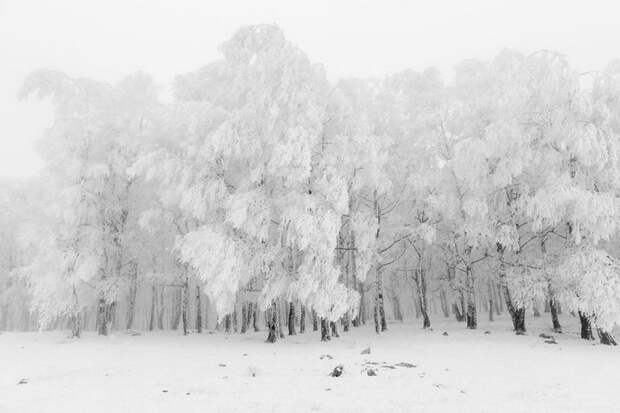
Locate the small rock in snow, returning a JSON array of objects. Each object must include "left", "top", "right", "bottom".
[
  {"left": 329, "top": 365, "right": 344, "bottom": 377},
  {"left": 442, "top": 331, "right": 449, "bottom": 336},
  {"left": 218, "top": 363, "right": 226, "bottom": 367},
  {"left": 17, "top": 379, "right": 28, "bottom": 385},
  {"left": 360, "top": 347, "right": 371, "bottom": 355},
  {"left": 544, "top": 338, "right": 558, "bottom": 344},
  {"left": 484, "top": 331, "right": 491, "bottom": 335},
  {"left": 186, "top": 392, "right": 190, "bottom": 396},
  {"left": 539, "top": 333, "right": 553, "bottom": 339},
  {"left": 320, "top": 354, "right": 333, "bottom": 360},
  {"left": 395, "top": 362, "right": 417, "bottom": 368},
  {"left": 365, "top": 368, "right": 378, "bottom": 376},
  {"left": 162, "top": 389, "right": 168, "bottom": 393}
]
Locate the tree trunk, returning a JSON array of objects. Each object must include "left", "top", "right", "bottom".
[
  {"left": 288, "top": 302, "right": 296, "bottom": 335},
  {"left": 548, "top": 287, "right": 562, "bottom": 333},
  {"left": 312, "top": 310, "right": 318, "bottom": 331},
  {"left": 330, "top": 321, "right": 340, "bottom": 338},
  {"left": 149, "top": 284, "right": 157, "bottom": 331},
  {"left": 499, "top": 258, "right": 525, "bottom": 334},
  {"left": 579, "top": 312, "right": 594, "bottom": 340},
  {"left": 125, "top": 262, "right": 138, "bottom": 330},
  {"left": 277, "top": 300, "right": 285, "bottom": 338},
  {"left": 252, "top": 303, "right": 259, "bottom": 332},
  {"left": 439, "top": 288, "right": 450, "bottom": 318},
  {"left": 97, "top": 298, "right": 109, "bottom": 336},
  {"left": 266, "top": 301, "right": 278, "bottom": 343},
  {"left": 299, "top": 305, "right": 306, "bottom": 334},
  {"left": 182, "top": 277, "right": 189, "bottom": 336},
  {"left": 374, "top": 269, "right": 387, "bottom": 333},
  {"left": 342, "top": 312, "right": 350, "bottom": 332},
  {"left": 465, "top": 265, "right": 477, "bottom": 329},
  {"left": 320, "top": 317, "right": 331, "bottom": 341},
  {"left": 415, "top": 268, "right": 431, "bottom": 329},
  {"left": 157, "top": 286, "right": 165, "bottom": 330},
  {"left": 70, "top": 286, "right": 81, "bottom": 338},
  {"left": 487, "top": 280, "right": 494, "bottom": 322},
  {"left": 195, "top": 285, "right": 202, "bottom": 333},
  {"left": 392, "top": 295, "right": 403, "bottom": 322},
  {"left": 241, "top": 302, "right": 248, "bottom": 334},
  {"left": 597, "top": 328, "right": 617, "bottom": 346},
  {"left": 224, "top": 314, "right": 232, "bottom": 333}
]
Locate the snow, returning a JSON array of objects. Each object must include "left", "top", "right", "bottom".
[{"left": 1, "top": 315, "right": 618, "bottom": 412}]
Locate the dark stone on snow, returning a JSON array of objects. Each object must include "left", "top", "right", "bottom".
[
  {"left": 162, "top": 389, "right": 168, "bottom": 393},
  {"left": 544, "top": 338, "right": 558, "bottom": 344},
  {"left": 442, "top": 331, "right": 449, "bottom": 336},
  {"left": 17, "top": 379, "right": 28, "bottom": 385},
  {"left": 329, "top": 365, "right": 344, "bottom": 377},
  {"left": 360, "top": 347, "right": 371, "bottom": 355},
  {"left": 218, "top": 363, "right": 226, "bottom": 367},
  {"left": 539, "top": 333, "right": 553, "bottom": 339},
  {"left": 320, "top": 354, "right": 333, "bottom": 360},
  {"left": 395, "top": 362, "right": 417, "bottom": 368},
  {"left": 484, "top": 331, "right": 491, "bottom": 335},
  {"left": 366, "top": 368, "right": 378, "bottom": 376}
]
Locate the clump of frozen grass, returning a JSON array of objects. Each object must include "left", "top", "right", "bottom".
[{"left": 247, "top": 365, "right": 260, "bottom": 377}]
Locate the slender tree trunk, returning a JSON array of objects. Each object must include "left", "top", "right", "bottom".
[
  {"left": 299, "top": 305, "right": 306, "bottom": 334},
  {"left": 224, "top": 314, "right": 232, "bottom": 333},
  {"left": 241, "top": 302, "right": 248, "bottom": 334},
  {"left": 149, "top": 284, "right": 157, "bottom": 331},
  {"left": 465, "top": 265, "right": 477, "bottom": 329},
  {"left": 97, "top": 297, "right": 109, "bottom": 336},
  {"left": 487, "top": 280, "right": 494, "bottom": 322},
  {"left": 288, "top": 302, "right": 296, "bottom": 335},
  {"left": 415, "top": 269, "right": 431, "bottom": 328},
  {"left": 374, "top": 269, "right": 387, "bottom": 333},
  {"left": 157, "top": 286, "right": 165, "bottom": 330},
  {"left": 182, "top": 277, "right": 189, "bottom": 336},
  {"left": 70, "top": 286, "right": 81, "bottom": 338},
  {"left": 499, "top": 253, "right": 525, "bottom": 334},
  {"left": 320, "top": 317, "right": 331, "bottom": 341},
  {"left": 548, "top": 286, "right": 562, "bottom": 333},
  {"left": 312, "top": 310, "right": 318, "bottom": 331},
  {"left": 342, "top": 312, "right": 350, "bottom": 332},
  {"left": 277, "top": 300, "right": 285, "bottom": 338},
  {"left": 439, "top": 288, "right": 450, "bottom": 318},
  {"left": 392, "top": 295, "right": 403, "bottom": 322},
  {"left": 195, "top": 285, "right": 202, "bottom": 333},
  {"left": 252, "top": 303, "right": 259, "bottom": 332},
  {"left": 125, "top": 262, "right": 138, "bottom": 330}
]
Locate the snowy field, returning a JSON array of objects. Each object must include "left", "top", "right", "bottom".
[{"left": 1, "top": 315, "right": 619, "bottom": 413}]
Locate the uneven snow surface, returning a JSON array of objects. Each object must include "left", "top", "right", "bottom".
[{"left": 1, "top": 315, "right": 619, "bottom": 412}]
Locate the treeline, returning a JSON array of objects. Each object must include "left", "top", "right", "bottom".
[{"left": 1, "top": 24, "right": 620, "bottom": 345}]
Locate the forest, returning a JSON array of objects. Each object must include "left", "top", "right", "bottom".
[{"left": 3, "top": 23, "right": 620, "bottom": 348}]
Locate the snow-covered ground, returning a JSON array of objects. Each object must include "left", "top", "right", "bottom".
[{"left": 1, "top": 315, "right": 619, "bottom": 413}]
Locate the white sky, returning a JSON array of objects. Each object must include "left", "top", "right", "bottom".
[{"left": 1, "top": 0, "right": 619, "bottom": 177}]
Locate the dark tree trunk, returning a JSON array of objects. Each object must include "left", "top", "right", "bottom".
[
  {"left": 288, "top": 302, "right": 296, "bottom": 335},
  {"left": 266, "top": 301, "right": 278, "bottom": 343},
  {"left": 342, "top": 313, "right": 350, "bottom": 332},
  {"left": 500, "top": 265, "right": 525, "bottom": 334},
  {"left": 374, "top": 269, "right": 387, "bottom": 333},
  {"left": 487, "top": 281, "right": 494, "bottom": 322},
  {"left": 579, "top": 312, "right": 595, "bottom": 340},
  {"left": 320, "top": 317, "right": 331, "bottom": 341},
  {"left": 97, "top": 298, "right": 109, "bottom": 336},
  {"left": 452, "top": 302, "right": 464, "bottom": 322},
  {"left": 224, "top": 314, "right": 232, "bottom": 333},
  {"left": 233, "top": 306, "right": 239, "bottom": 333},
  {"left": 252, "top": 303, "right": 259, "bottom": 332},
  {"left": 548, "top": 291, "right": 562, "bottom": 333},
  {"left": 70, "top": 286, "right": 81, "bottom": 338},
  {"left": 415, "top": 268, "right": 431, "bottom": 329},
  {"left": 195, "top": 285, "right": 202, "bottom": 333},
  {"left": 312, "top": 309, "right": 318, "bottom": 331},
  {"left": 330, "top": 321, "right": 340, "bottom": 338},
  {"left": 392, "top": 295, "right": 403, "bottom": 322},
  {"left": 465, "top": 266, "right": 477, "bottom": 329},
  {"left": 149, "top": 284, "right": 157, "bottom": 331},
  {"left": 182, "top": 278, "right": 189, "bottom": 336},
  {"left": 299, "top": 305, "right": 306, "bottom": 334},
  {"left": 277, "top": 300, "right": 285, "bottom": 338},
  {"left": 241, "top": 302, "right": 248, "bottom": 334},
  {"left": 597, "top": 328, "right": 617, "bottom": 346},
  {"left": 157, "top": 287, "right": 165, "bottom": 330}
]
